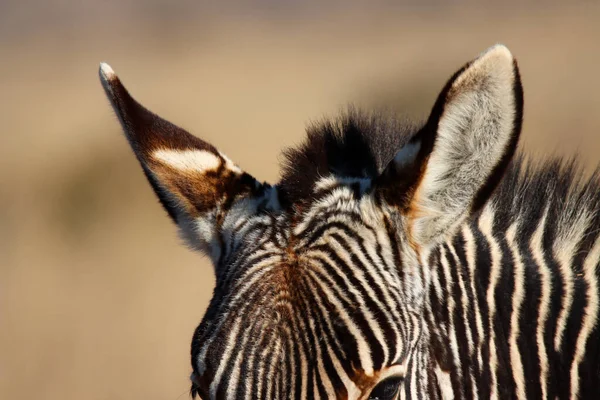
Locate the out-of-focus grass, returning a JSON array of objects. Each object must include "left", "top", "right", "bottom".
[{"left": 2, "top": 3, "right": 600, "bottom": 399}]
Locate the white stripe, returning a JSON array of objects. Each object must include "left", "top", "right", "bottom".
[
  {"left": 327, "top": 346, "right": 361, "bottom": 399},
  {"left": 334, "top": 229, "right": 395, "bottom": 365},
  {"left": 255, "top": 333, "right": 277, "bottom": 398},
  {"left": 463, "top": 225, "right": 485, "bottom": 372},
  {"left": 447, "top": 239, "right": 479, "bottom": 399},
  {"left": 315, "top": 334, "right": 337, "bottom": 399},
  {"left": 197, "top": 256, "right": 279, "bottom": 382},
  {"left": 410, "top": 352, "right": 419, "bottom": 400},
  {"left": 300, "top": 347, "right": 308, "bottom": 400},
  {"left": 409, "top": 314, "right": 423, "bottom": 400},
  {"left": 569, "top": 235, "right": 600, "bottom": 398},
  {"left": 153, "top": 148, "right": 221, "bottom": 171},
  {"left": 228, "top": 255, "right": 281, "bottom": 303},
  {"left": 530, "top": 209, "right": 551, "bottom": 400},
  {"left": 447, "top": 242, "right": 474, "bottom": 355},
  {"left": 302, "top": 262, "right": 355, "bottom": 374},
  {"left": 431, "top": 254, "right": 445, "bottom": 313},
  {"left": 289, "top": 298, "right": 309, "bottom": 400},
  {"left": 553, "top": 210, "right": 590, "bottom": 351},
  {"left": 314, "top": 175, "right": 371, "bottom": 192},
  {"left": 506, "top": 221, "right": 527, "bottom": 399},
  {"left": 434, "top": 362, "right": 455, "bottom": 400},
  {"left": 423, "top": 249, "right": 449, "bottom": 375},
  {"left": 228, "top": 314, "right": 259, "bottom": 398},
  {"left": 305, "top": 263, "right": 374, "bottom": 375},
  {"left": 440, "top": 246, "right": 463, "bottom": 380},
  {"left": 242, "top": 328, "right": 261, "bottom": 400},
  {"left": 321, "top": 231, "right": 393, "bottom": 374},
  {"left": 300, "top": 260, "right": 346, "bottom": 356},
  {"left": 263, "top": 338, "right": 282, "bottom": 399},
  {"left": 209, "top": 316, "right": 243, "bottom": 398},
  {"left": 479, "top": 206, "right": 501, "bottom": 400},
  {"left": 308, "top": 253, "right": 368, "bottom": 354},
  {"left": 293, "top": 187, "right": 356, "bottom": 235},
  {"left": 429, "top": 253, "right": 450, "bottom": 343},
  {"left": 337, "top": 223, "right": 406, "bottom": 363}
]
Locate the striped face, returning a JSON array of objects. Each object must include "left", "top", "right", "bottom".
[
  {"left": 100, "top": 45, "right": 524, "bottom": 399},
  {"left": 189, "top": 183, "right": 422, "bottom": 399}
]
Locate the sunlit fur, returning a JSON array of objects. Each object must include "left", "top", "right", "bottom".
[
  {"left": 424, "top": 158, "right": 600, "bottom": 399},
  {"left": 100, "top": 45, "right": 600, "bottom": 399}
]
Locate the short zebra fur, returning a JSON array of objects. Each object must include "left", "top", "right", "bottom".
[{"left": 100, "top": 45, "right": 600, "bottom": 399}]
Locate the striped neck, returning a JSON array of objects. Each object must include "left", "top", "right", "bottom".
[{"left": 424, "top": 201, "right": 600, "bottom": 399}]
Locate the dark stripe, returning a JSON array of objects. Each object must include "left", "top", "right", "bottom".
[
  {"left": 442, "top": 244, "right": 468, "bottom": 398},
  {"left": 516, "top": 234, "right": 542, "bottom": 399},
  {"left": 492, "top": 223, "right": 516, "bottom": 398},
  {"left": 469, "top": 218, "right": 492, "bottom": 400}
]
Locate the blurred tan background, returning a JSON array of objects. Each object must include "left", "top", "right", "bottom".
[{"left": 2, "top": 1, "right": 600, "bottom": 399}]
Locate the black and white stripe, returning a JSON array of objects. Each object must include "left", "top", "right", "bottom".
[
  {"left": 187, "top": 157, "right": 600, "bottom": 399},
  {"left": 422, "top": 161, "right": 600, "bottom": 398},
  {"left": 100, "top": 45, "right": 600, "bottom": 399}
]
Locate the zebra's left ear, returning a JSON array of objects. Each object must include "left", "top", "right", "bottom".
[
  {"left": 99, "top": 63, "right": 273, "bottom": 259},
  {"left": 379, "top": 45, "right": 523, "bottom": 248}
]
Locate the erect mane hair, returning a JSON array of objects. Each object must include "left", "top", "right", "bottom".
[
  {"left": 277, "top": 109, "right": 600, "bottom": 236},
  {"left": 278, "top": 108, "right": 419, "bottom": 204},
  {"left": 485, "top": 154, "right": 600, "bottom": 253}
]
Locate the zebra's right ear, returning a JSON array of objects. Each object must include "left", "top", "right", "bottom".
[
  {"left": 379, "top": 45, "right": 523, "bottom": 249},
  {"left": 99, "top": 63, "right": 275, "bottom": 259}
]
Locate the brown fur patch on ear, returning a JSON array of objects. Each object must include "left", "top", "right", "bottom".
[
  {"left": 375, "top": 142, "right": 434, "bottom": 258},
  {"left": 149, "top": 156, "right": 256, "bottom": 218},
  {"left": 99, "top": 62, "right": 224, "bottom": 165},
  {"left": 100, "top": 64, "right": 272, "bottom": 257},
  {"left": 405, "top": 188, "right": 428, "bottom": 255}
]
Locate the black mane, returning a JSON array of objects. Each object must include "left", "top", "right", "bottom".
[
  {"left": 488, "top": 154, "right": 600, "bottom": 250},
  {"left": 278, "top": 108, "right": 419, "bottom": 203},
  {"left": 277, "top": 109, "right": 600, "bottom": 232}
]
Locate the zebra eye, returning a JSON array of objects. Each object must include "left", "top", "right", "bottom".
[{"left": 368, "top": 376, "right": 402, "bottom": 400}]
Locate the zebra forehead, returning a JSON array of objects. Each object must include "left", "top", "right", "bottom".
[{"left": 279, "top": 108, "right": 419, "bottom": 204}]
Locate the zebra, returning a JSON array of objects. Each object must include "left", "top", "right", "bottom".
[{"left": 99, "top": 45, "right": 600, "bottom": 399}]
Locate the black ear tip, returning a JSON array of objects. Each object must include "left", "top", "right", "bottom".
[
  {"left": 98, "top": 62, "right": 140, "bottom": 124},
  {"left": 99, "top": 62, "right": 127, "bottom": 106},
  {"left": 98, "top": 62, "right": 132, "bottom": 106}
]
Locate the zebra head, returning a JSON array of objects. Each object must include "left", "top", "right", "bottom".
[{"left": 100, "top": 44, "right": 523, "bottom": 399}]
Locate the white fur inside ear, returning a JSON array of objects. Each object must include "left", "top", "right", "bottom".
[
  {"left": 219, "top": 152, "right": 242, "bottom": 174},
  {"left": 454, "top": 44, "right": 514, "bottom": 88},
  {"left": 410, "top": 44, "right": 518, "bottom": 245},
  {"left": 153, "top": 149, "right": 222, "bottom": 171}
]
